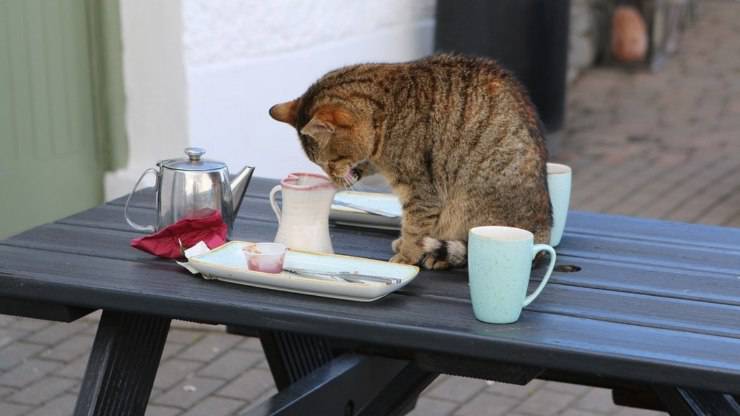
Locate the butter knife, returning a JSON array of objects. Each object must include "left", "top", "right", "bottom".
[{"left": 283, "top": 267, "right": 401, "bottom": 285}]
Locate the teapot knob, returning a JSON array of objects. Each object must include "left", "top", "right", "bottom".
[{"left": 185, "top": 147, "right": 206, "bottom": 161}]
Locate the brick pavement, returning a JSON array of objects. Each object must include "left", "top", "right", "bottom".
[{"left": 2, "top": 1, "right": 739, "bottom": 414}]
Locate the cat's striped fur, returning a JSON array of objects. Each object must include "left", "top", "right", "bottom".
[{"left": 270, "top": 54, "right": 551, "bottom": 269}]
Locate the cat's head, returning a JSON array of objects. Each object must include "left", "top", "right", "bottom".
[{"left": 269, "top": 95, "right": 375, "bottom": 188}]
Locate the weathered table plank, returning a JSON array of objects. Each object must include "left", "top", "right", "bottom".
[
  {"left": 63, "top": 190, "right": 740, "bottom": 306},
  {"left": 6, "top": 221, "right": 740, "bottom": 342},
  {"left": 2, "top": 242, "right": 740, "bottom": 394},
  {"left": 568, "top": 210, "right": 740, "bottom": 249},
  {"left": 108, "top": 181, "right": 740, "bottom": 274},
  {"left": 4, "top": 177, "right": 740, "bottom": 399},
  {"left": 10, "top": 192, "right": 740, "bottom": 339},
  {"left": 53, "top": 210, "right": 740, "bottom": 310}
]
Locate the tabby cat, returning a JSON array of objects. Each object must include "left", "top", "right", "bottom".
[{"left": 269, "top": 54, "right": 551, "bottom": 269}]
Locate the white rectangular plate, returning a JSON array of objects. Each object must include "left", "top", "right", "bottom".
[
  {"left": 331, "top": 191, "right": 402, "bottom": 230},
  {"left": 187, "top": 241, "right": 419, "bottom": 302}
]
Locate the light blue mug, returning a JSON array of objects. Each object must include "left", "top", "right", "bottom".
[
  {"left": 547, "top": 163, "right": 572, "bottom": 247},
  {"left": 468, "top": 226, "right": 557, "bottom": 324}
]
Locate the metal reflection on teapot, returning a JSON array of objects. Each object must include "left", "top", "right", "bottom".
[{"left": 124, "top": 147, "right": 254, "bottom": 238}]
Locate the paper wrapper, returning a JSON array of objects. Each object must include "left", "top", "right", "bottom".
[{"left": 176, "top": 241, "right": 211, "bottom": 274}]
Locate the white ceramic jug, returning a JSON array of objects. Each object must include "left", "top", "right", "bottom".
[{"left": 269, "top": 173, "right": 337, "bottom": 253}]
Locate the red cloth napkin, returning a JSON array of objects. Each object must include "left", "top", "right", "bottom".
[{"left": 131, "top": 210, "right": 227, "bottom": 259}]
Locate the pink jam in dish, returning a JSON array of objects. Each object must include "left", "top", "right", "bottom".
[{"left": 242, "top": 243, "right": 286, "bottom": 273}]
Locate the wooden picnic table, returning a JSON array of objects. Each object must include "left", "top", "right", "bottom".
[{"left": 1, "top": 177, "right": 740, "bottom": 416}]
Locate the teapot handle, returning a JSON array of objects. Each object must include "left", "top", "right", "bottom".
[
  {"left": 124, "top": 168, "right": 158, "bottom": 232},
  {"left": 269, "top": 185, "right": 282, "bottom": 224}
]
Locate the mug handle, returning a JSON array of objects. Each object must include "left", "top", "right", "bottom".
[
  {"left": 269, "top": 185, "right": 282, "bottom": 224},
  {"left": 523, "top": 244, "right": 557, "bottom": 307},
  {"left": 124, "top": 168, "right": 158, "bottom": 232}
]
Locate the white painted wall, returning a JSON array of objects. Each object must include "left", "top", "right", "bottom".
[
  {"left": 106, "top": 0, "right": 189, "bottom": 200},
  {"left": 108, "top": 0, "right": 436, "bottom": 199},
  {"left": 183, "top": 0, "right": 436, "bottom": 180}
]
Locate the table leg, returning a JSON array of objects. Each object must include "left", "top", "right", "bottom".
[
  {"left": 244, "top": 353, "right": 436, "bottom": 416},
  {"left": 653, "top": 386, "right": 740, "bottom": 416},
  {"left": 74, "top": 310, "right": 171, "bottom": 416},
  {"left": 259, "top": 331, "right": 335, "bottom": 390}
]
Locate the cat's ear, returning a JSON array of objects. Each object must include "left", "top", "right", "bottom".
[
  {"left": 269, "top": 99, "right": 299, "bottom": 126},
  {"left": 300, "top": 116, "right": 335, "bottom": 146},
  {"left": 300, "top": 106, "right": 354, "bottom": 145}
]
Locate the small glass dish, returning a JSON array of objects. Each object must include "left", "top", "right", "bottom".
[{"left": 242, "top": 243, "right": 286, "bottom": 273}]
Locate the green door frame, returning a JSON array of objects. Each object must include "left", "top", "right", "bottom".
[
  {"left": 0, "top": 0, "right": 126, "bottom": 238},
  {"left": 86, "top": 0, "right": 127, "bottom": 172}
]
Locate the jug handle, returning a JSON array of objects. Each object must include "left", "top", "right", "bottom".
[
  {"left": 269, "top": 185, "right": 282, "bottom": 224},
  {"left": 124, "top": 168, "right": 158, "bottom": 232}
]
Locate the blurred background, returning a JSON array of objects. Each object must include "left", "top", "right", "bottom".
[
  {"left": 2, "top": 0, "right": 725, "bottom": 240},
  {"left": 1, "top": 0, "right": 738, "bottom": 415}
]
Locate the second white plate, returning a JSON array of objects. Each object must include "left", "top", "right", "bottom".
[{"left": 331, "top": 191, "right": 402, "bottom": 230}]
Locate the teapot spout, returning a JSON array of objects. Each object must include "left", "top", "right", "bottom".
[{"left": 231, "top": 165, "right": 255, "bottom": 217}]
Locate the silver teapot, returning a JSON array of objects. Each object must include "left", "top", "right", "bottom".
[{"left": 124, "top": 147, "right": 254, "bottom": 237}]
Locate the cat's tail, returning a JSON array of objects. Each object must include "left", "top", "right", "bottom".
[{"left": 422, "top": 237, "right": 467, "bottom": 267}]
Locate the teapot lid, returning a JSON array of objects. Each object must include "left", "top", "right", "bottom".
[{"left": 160, "top": 147, "right": 226, "bottom": 172}]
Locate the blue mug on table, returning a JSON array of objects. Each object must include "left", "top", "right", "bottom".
[
  {"left": 547, "top": 163, "right": 572, "bottom": 247},
  {"left": 468, "top": 226, "right": 557, "bottom": 324}
]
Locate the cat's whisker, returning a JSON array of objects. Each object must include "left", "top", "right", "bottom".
[
  {"left": 346, "top": 175, "right": 357, "bottom": 191},
  {"left": 342, "top": 176, "right": 354, "bottom": 191}
]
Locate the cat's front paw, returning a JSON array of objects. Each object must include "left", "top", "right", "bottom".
[
  {"left": 389, "top": 252, "right": 424, "bottom": 265},
  {"left": 390, "top": 239, "right": 424, "bottom": 265},
  {"left": 391, "top": 238, "right": 402, "bottom": 253},
  {"left": 422, "top": 256, "right": 450, "bottom": 270}
]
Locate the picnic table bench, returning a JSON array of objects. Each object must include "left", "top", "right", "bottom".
[{"left": 1, "top": 177, "right": 739, "bottom": 416}]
